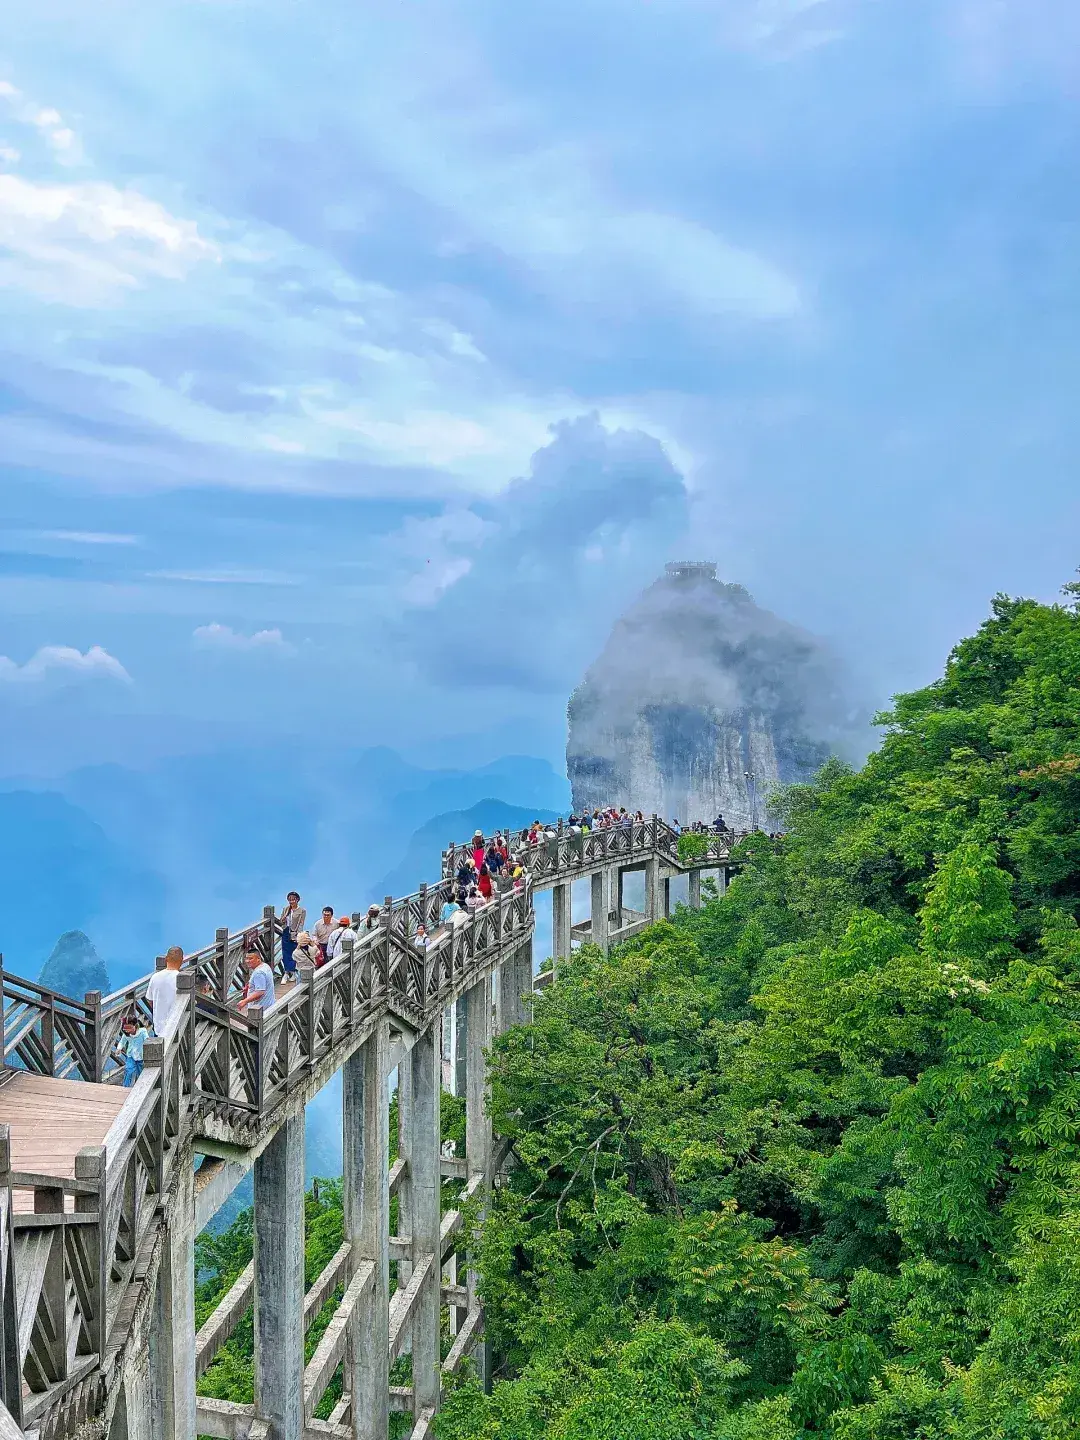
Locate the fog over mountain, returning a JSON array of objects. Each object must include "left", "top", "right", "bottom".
[{"left": 567, "top": 562, "right": 865, "bottom": 829}]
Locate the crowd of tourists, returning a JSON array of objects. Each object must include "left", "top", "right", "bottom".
[{"left": 114, "top": 810, "right": 747, "bottom": 1083}]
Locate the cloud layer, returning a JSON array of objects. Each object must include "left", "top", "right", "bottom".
[{"left": 0, "top": 645, "right": 131, "bottom": 685}]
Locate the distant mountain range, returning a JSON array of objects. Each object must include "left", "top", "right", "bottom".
[
  {"left": 0, "top": 745, "right": 569, "bottom": 988},
  {"left": 374, "top": 799, "right": 562, "bottom": 898}
]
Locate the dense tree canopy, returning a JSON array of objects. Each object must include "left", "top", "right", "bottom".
[{"left": 436, "top": 586, "right": 1080, "bottom": 1439}]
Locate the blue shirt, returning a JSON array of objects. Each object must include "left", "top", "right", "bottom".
[
  {"left": 124, "top": 1027, "right": 150, "bottom": 1061},
  {"left": 246, "top": 963, "right": 275, "bottom": 1010}
]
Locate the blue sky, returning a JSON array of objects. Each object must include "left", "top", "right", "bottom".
[{"left": 1, "top": 0, "right": 1079, "bottom": 776}]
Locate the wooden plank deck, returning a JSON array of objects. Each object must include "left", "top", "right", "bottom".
[{"left": 0, "top": 1070, "right": 128, "bottom": 1211}]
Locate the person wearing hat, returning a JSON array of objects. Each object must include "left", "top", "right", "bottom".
[
  {"left": 293, "top": 930, "right": 322, "bottom": 973},
  {"left": 471, "top": 830, "right": 486, "bottom": 871},
  {"left": 326, "top": 915, "right": 357, "bottom": 964}
]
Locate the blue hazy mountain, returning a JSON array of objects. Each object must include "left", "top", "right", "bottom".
[
  {"left": 2, "top": 746, "right": 568, "bottom": 991},
  {"left": 374, "top": 800, "right": 562, "bottom": 899},
  {"left": 38, "top": 930, "right": 111, "bottom": 999},
  {"left": 0, "top": 790, "right": 165, "bottom": 981}
]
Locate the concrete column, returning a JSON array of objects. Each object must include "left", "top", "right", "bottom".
[
  {"left": 149, "top": 1155, "right": 196, "bottom": 1440},
  {"left": 464, "top": 975, "right": 493, "bottom": 1391},
  {"left": 395, "top": 1057, "right": 414, "bottom": 1293},
  {"left": 644, "top": 856, "right": 661, "bottom": 924},
  {"left": 590, "top": 867, "right": 611, "bottom": 953},
  {"left": 662, "top": 877, "right": 671, "bottom": 918},
  {"left": 552, "top": 882, "right": 571, "bottom": 964},
  {"left": 717, "top": 867, "right": 728, "bottom": 897},
  {"left": 688, "top": 870, "right": 702, "bottom": 909},
  {"left": 496, "top": 937, "right": 533, "bottom": 1032},
  {"left": 112, "top": 1351, "right": 153, "bottom": 1440},
  {"left": 615, "top": 868, "right": 625, "bottom": 928},
  {"left": 345, "top": 1022, "right": 390, "bottom": 1440},
  {"left": 410, "top": 1018, "right": 441, "bottom": 1418},
  {"left": 254, "top": 1112, "right": 306, "bottom": 1440}
]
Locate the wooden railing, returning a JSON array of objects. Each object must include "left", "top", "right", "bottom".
[
  {"left": 0, "top": 967, "right": 102, "bottom": 1083},
  {"left": 0, "top": 989, "right": 191, "bottom": 1432},
  {"left": 442, "top": 815, "right": 744, "bottom": 886}
]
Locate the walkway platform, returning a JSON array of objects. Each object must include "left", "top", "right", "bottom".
[{"left": 0, "top": 1070, "right": 127, "bottom": 1212}]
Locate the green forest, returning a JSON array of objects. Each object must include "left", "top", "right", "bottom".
[{"left": 197, "top": 583, "right": 1080, "bottom": 1438}]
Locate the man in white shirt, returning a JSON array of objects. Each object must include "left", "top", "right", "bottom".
[
  {"left": 237, "top": 950, "right": 275, "bottom": 1015},
  {"left": 326, "top": 916, "right": 358, "bottom": 964},
  {"left": 146, "top": 946, "right": 184, "bottom": 1037}
]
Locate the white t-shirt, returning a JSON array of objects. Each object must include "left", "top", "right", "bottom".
[
  {"left": 146, "top": 968, "right": 180, "bottom": 1037},
  {"left": 326, "top": 926, "right": 357, "bottom": 963}
]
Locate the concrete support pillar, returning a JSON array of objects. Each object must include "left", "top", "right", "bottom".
[
  {"left": 254, "top": 1112, "right": 306, "bottom": 1440},
  {"left": 688, "top": 870, "right": 702, "bottom": 910},
  {"left": 149, "top": 1155, "right": 196, "bottom": 1440},
  {"left": 345, "top": 1022, "right": 390, "bottom": 1440},
  {"left": 615, "top": 868, "right": 625, "bottom": 928},
  {"left": 410, "top": 1018, "right": 442, "bottom": 1418},
  {"left": 717, "top": 867, "right": 728, "bottom": 897},
  {"left": 552, "top": 882, "right": 571, "bottom": 965},
  {"left": 395, "top": 1058, "right": 414, "bottom": 1294},
  {"left": 662, "top": 877, "right": 671, "bottom": 918},
  {"left": 644, "top": 856, "right": 662, "bottom": 924},
  {"left": 464, "top": 976, "right": 493, "bottom": 1391},
  {"left": 112, "top": 1351, "right": 153, "bottom": 1440},
  {"left": 590, "top": 868, "right": 611, "bottom": 953},
  {"left": 496, "top": 937, "right": 533, "bottom": 1033}
]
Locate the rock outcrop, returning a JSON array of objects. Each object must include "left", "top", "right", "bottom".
[{"left": 567, "top": 562, "right": 853, "bottom": 829}]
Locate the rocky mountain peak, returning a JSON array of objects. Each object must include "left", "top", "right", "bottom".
[{"left": 566, "top": 563, "right": 854, "bottom": 828}]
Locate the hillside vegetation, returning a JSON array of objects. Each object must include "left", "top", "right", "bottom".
[{"left": 435, "top": 586, "right": 1080, "bottom": 1439}]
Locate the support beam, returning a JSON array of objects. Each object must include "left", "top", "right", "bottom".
[
  {"left": 344, "top": 1022, "right": 390, "bottom": 1440},
  {"left": 195, "top": 1155, "right": 250, "bottom": 1234},
  {"left": 717, "top": 867, "right": 728, "bottom": 897},
  {"left": 149, "top": 1154, "right": 196, "bottom": 1440},
  {"left": 688, "top": 870, "right": 701, "bottom": 910},
  {"left": 552, "top": 883, "right": 571, "bottom": 965},
  {"left": 410, "top": 1018, "right": 441, "bottom": 1417},
  {"left": 303, "top": 1260, "right": 374, "bottom": 1420},
  {"left": 590, "top": 869, "right": 611, "bottom": 954},
  {"left": 254, "top": 1111, "right": 306, "bottom": 1440},
  {"left": 662, "top": 876, "right": 671, "bottom": 919}
]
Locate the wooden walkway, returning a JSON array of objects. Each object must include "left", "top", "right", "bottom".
[{"left": 0, "top": 1071, "right": 127, "bottom": 1212}]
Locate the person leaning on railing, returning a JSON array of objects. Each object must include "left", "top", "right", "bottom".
[{"left": 237, "top": 949, "right": 275, "bottom": 1015}]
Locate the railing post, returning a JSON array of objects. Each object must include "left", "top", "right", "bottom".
[
  {"left": 85, "top": 990, "right": 103, "bottom": 1083},
  {"left": 0, "top": 956, "right": 5, "bottom": 1069},
  {"left": 262, "top": 905, "right": 277, "bottom": 976},
  {"left": 0, "top": 1127, "right": 22, "bottom": 1427},
  {"left": 74, "top": 1145, "right": 106, "bottom": 1360},
  {"left": 215, "top": 927, "right": 230, "bottom": 1003},
  {"left": 143, "top": 1038, "right": 167, "bottom": 1193}
]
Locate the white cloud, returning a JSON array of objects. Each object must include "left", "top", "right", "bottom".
[
  {"left": 150, "top": 568, "right": 299, "bottom": 586},
  {"left": 0, "top": 174, "right": 219, "bottom": 304},
  {"left": 0, "top": 79, "right": 84, "bottom": 164},
  {"left": 192, "top": 622, "right": 295, "bottom": 652},
  {"left": 0, "top": 644, "right": 131, "bottom": 685},
  {"left": 37, "top": 530, "right": 140, "bottom": 545}
]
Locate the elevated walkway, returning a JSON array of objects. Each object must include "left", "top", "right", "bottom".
[{"left": 0, "top": 813, "right": 744, "bottom": 1438}]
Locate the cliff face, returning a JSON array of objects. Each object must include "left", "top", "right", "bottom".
[{"left": 567, "top": 563, "right": 851, "bottom": 829}]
